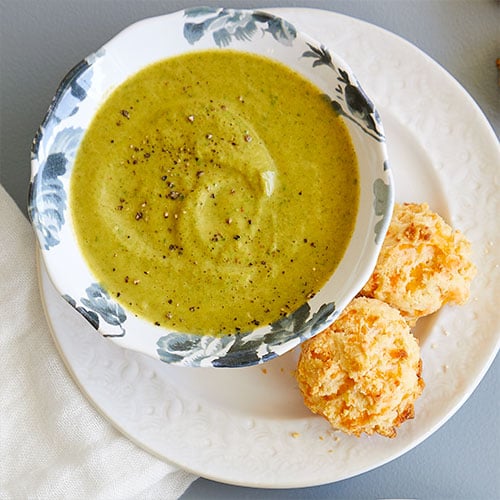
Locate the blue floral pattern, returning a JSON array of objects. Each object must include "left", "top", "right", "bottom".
[
  {"left": 373, "top": 175, "right": 394, "bottom": 244},
  {"left": 31, "top": 60, "right": 94, "bottom": 159},
  {"left": 157, "top": 301, "right": 337, "bottom": 367},
  {"left": 64, "top": 294, "right": 100, "bottom": 330},
  {"left": 28, "top": 152, "right": 67, "bottom": 250},
  {"left": 29, "top": 127, "right": 83, "bottom": 249},
  {"left": 64, "top": 284, "right": 127, "bottom": 337},
  {"left": 302, "top": 43, "right": 385, "bottom": 142},
  {"left": 183, "top": 7, "right": 297, "bottom": 47},
  {"left": 29, "top": 57, "right": 96, "bottom": 249},
  {"left": 157, "top": 333, "right": 234, "bottom": 365}
]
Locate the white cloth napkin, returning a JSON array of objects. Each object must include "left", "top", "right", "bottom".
[{"left": 0, "top": 185, "right": 197, "bottom": 499}]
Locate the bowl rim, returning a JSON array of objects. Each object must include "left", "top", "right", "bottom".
[{"left": 28, "top": 7, "right": 394, "bottom": 368}]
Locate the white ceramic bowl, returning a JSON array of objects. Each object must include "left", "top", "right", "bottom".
[{"left": 29, "top": 7, "right": 393, "bottom": 367}]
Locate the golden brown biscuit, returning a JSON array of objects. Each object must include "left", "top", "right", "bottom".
[
  {"left": 296, "top": 297, "right": 424, "bottom": 438},
  {"left": 360, "top": 202, "right": 476, "bottom": 325}
]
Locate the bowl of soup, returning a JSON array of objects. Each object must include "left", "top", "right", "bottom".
[{"left": 29, "top": 7, "right": 393, "bottom": 367}]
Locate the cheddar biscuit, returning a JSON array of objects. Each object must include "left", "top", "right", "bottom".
[
  {"left": 361, "top": 202, "right": 476, "bottom": 325},
  {"left": 296, "top": 297, "right": 424, "bottom": 438}
]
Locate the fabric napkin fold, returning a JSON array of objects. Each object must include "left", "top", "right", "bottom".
[{"left": 0, "top": 185, "right": 197, "bottom": 499}]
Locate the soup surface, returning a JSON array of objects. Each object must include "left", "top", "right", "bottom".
[{"left": 71, "top": 50, "right": 359, "bottom": 335}]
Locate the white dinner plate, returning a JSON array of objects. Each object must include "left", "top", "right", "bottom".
[{"left": 37, "top": 8, "right": 499, "bottom": 488}]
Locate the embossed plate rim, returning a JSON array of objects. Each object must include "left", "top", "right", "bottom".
[{"left": 37, "top": 8, "right": 499, "bottom": 488}]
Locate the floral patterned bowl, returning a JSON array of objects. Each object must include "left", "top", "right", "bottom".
[{"left": 29, "top": 8, "right": 393, "bottom": 368}]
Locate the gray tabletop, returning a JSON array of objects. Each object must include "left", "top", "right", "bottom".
[{"left": 1, "top": 1, "right": 498, "bottom": 499}]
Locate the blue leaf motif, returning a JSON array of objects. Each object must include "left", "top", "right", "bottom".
[
  {"left": 212, "top": 28, "right": 233, "bottom": 47},
  {"left": 301, "top": 302, "right": 337, "bottom": 341},
  {"left": 29, "top": 127, "right": 84, "bottom": 250},
  {"left": 157, "top": 333, "right": 234, "bottom": 365},
  {"left": 183, "top": 8, "right": 296, "bottom": 47},
  {"left": 50, "top": 126, "right": 84, "bottom": 163},
  {"left": 302, "top": 44, "right": 385, "bottom": 142},
  {"left": 52, "top": 59, "right": 93, "bottom": 122},
  {"left": 63, "top": 294, "right": 100, "bottom": 330},
  {"left": 77, "top": 307, "right": 99, "bottom": 329},
  {"left": 253, "top": 12, "right": 296, "bottom": 46},
  {"left": 266, "top": 302, "right": 311, "bottom": 344},
  {"left": 80, "top": 284, "right": 127, "bottom": 336},
  {"left": 268, "top": 301, "right": 337, "bottom": 344},
  {"left": 156, "top": 301, "right": 337, "bottom": 367},
  {"left": 302, "top": 44, "right": 334, "bottom": 68},
  {"left": 212, "top": 331, "right": 267, "bottom": 367},
  {"left": 373, "top": 177, "right": 393, "bottom": 244},
  {"left": 216, "top": 302, "right": 337, "bottom": 367},
  {"left": 32, "top": 58, "right": 93, "bottom": 160},
  {"left": 183, "top": 19, "right": 208, "bottom": 44},
  {"left": 28, "top": 153, "right": 67, "bottom": 250}
]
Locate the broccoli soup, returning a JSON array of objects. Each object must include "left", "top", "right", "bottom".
[{"left": 71, "top": 50, "right": 359, "bottom": 336}]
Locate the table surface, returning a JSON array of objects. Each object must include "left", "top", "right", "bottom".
[{"left": 1, "top": 1, "right": 498, "bottom": 499}]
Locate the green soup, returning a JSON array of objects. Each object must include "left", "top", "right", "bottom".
[{"left": 71, "top": 50, "right": 359, "bottom": 336}]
